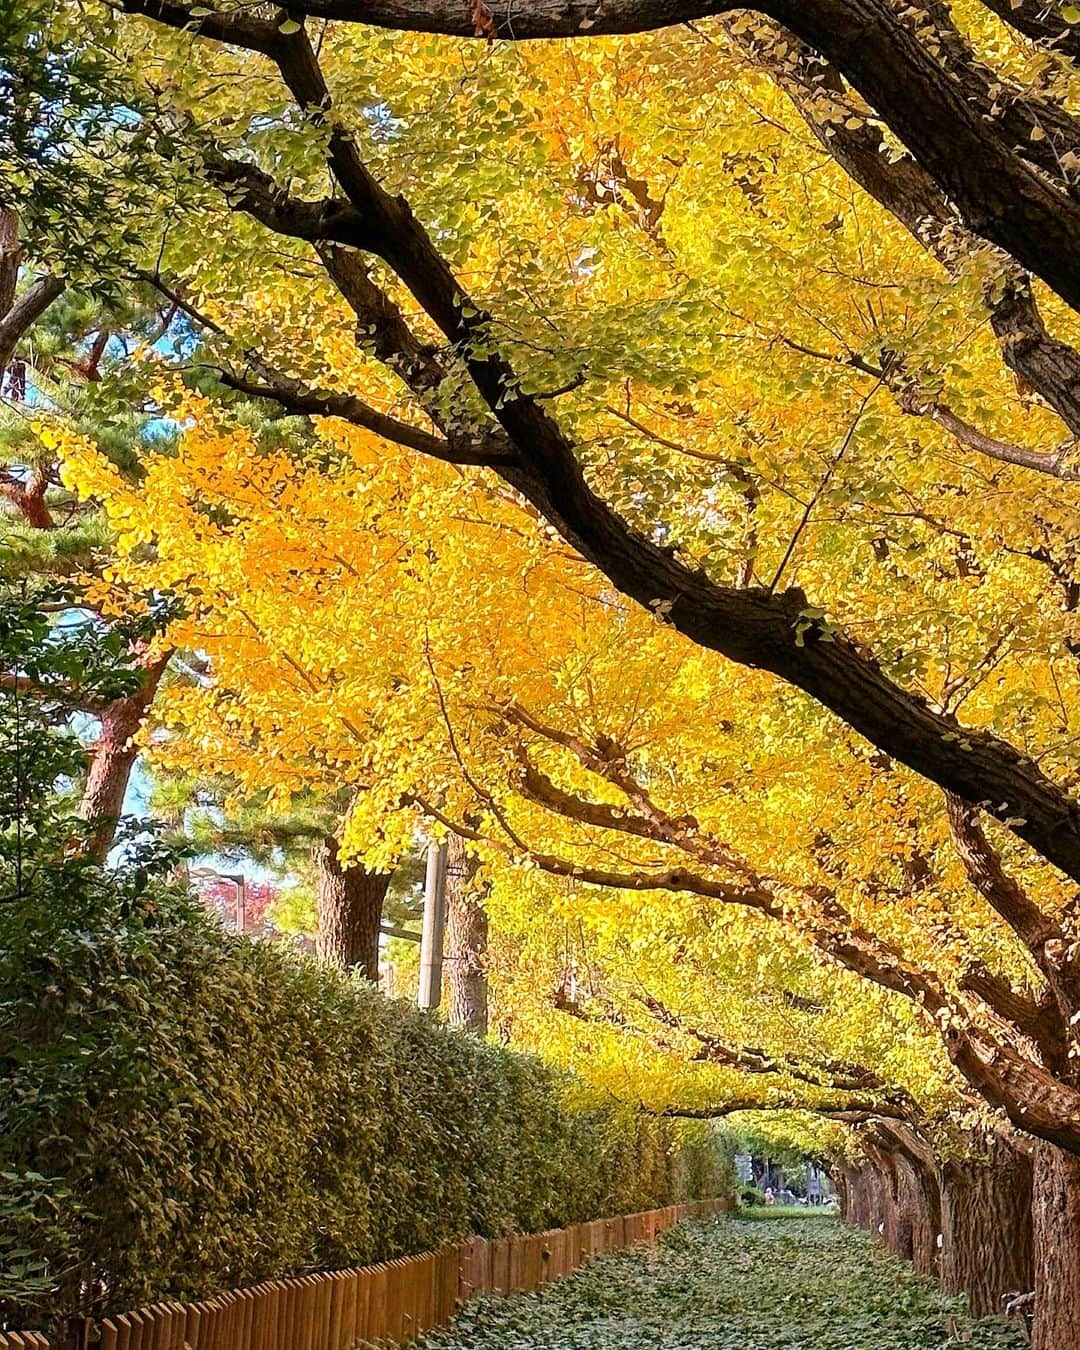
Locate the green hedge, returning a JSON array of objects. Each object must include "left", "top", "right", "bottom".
[{"left": 0, "top": 889, "right": 732, "bottom": 1328}]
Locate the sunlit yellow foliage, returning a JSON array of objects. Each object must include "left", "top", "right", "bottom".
[{"left": 53, "top": 1, "right": 1080, "bottom": 1143}]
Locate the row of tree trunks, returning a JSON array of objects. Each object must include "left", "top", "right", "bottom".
[
  {"left": 312, "top": 830, "right": 489, "bottom": 1038},
  {"left": 837, "top": 1127, "right": 1080, "bottom": 1349}
]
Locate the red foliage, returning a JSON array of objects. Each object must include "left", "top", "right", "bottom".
[{"left": 199, "top": 877, "right": 278, "bottom": 931}]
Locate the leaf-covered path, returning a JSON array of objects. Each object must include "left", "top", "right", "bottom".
[{"left": 420, "top": 1215, "right": 1025, "bottom": 1349}]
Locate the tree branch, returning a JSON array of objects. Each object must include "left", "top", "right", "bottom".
[
  {"left": 946, "top": 792, "right": 1080, "bottom": 1026},
  {"left": 632, "top": 990, "right": 904, "bottom": 1099},
  {"left": 556, "top": 982, "right": 919, "bottom": 1118},
  {"left": 0, "top": 671, "right": 107, "bottom": 715},
  {"left": 0, "top": 276, "right": 65, "bottom": 378},
  {"left": 658, "top": 1098, "right": 913, "bottom": 1122},
  {"left": 143, "top": 269, "right": 513, "bottom": 465},
  {"left": 725, "top": 15, "right": 1080, "bottom": 441},
  {"left": 120, "top": 1, "right": 1080, "bottom": 890},
  {"left": 905, "top": 397, "right": 1080, "bottom": 481},
  {"left": 214, "top": 368, "right": 512, "bottom": 465}
]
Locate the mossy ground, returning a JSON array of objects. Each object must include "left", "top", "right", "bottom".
[{"left": 421, "top": 1215, "right": 1026, "bottom": 1348}]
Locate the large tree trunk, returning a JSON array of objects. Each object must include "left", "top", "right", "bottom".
[
  {"left": 1032, "top": 1140, "right": 1080, "bottom": 1350},
  {"left": 0, "top": 465, "right": 53, "bottom": 527},
  {"left": 940, "top": 1134, "right": 1033, "bottom": 1319},
  {"left": 313, "top": 837, "right": 391, "bottom": 980},
  {"left": 873, "top": 1142, "right": 922, "bottom": 1267},
  {"left": 444, "top": 832, "right": 489, "bottom": 1034},
  {"left": 872, "top": 1124, "right": 943, "bottom": 1282},
  {"left": 841, "top": 1158, "right": 887, "bottom": 1236},
  {"left": 894, "top": 1150, "right": 937, "bottom": 1278},
  {"left": 0, "top": 209, "right": 18, "bottom": 322},
  {"left": 78, "top": 702, "right": 141, "bottom": 862},
  {"left": 860, "top": 1143, "right": 902, "bottom": 1252},
  {"left": 0, "top": 208, "right": 64, "bottom": 382},
  {"left": 77, "top": 656, "right": 169, "bottom": 863},
  {"left": 834, "top": 1167, "right": 853, "bottom": 1223}
]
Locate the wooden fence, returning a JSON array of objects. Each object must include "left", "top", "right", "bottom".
[{"left": 2, "top": 1198, "right": 729, "bottom": 1350}]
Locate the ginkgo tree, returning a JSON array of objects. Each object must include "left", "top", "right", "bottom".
[
  {"left": 59, "top": 365, "right": 1068, "bottom": 1335},
  {"left": 17, "top": 0, "right": 1080, "bottom": 1342}
]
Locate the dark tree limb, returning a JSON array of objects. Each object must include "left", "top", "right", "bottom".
[
  {"left": 723, "top": 16, "right": 1080, "bottom": 443},
  {"left": 946, "top": 793, "right": 1080, "bottom": 1028},
  {"left": 120, "top": 2, "right": 1080, "bottom": 890},
  {"left": 0, "top": 210, "right": 65, "bottom": 377},
  {"left": 0, "top": 276, "right": 65, "bottom": 380},
  {"left": 215, "top": 368, "right": 512, "bottom": 465},
  {"left": 143, "top": 269, "right": 513, "bottom": 465}
]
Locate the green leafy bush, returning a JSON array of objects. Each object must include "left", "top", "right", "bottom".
[
  {"left": 0, "top": 890, "right": 731, "bottom": 1328},
  {"left": 0, "top": 584, "right": 730, "bottom": 1330}
]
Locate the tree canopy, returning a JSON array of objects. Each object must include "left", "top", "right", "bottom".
[{"left": 8, "top": 0, "right": 1080, "bottom": 1341}]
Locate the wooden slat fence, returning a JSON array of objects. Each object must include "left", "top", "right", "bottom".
[{"left": 2, "top": 1197, "right": 730, "bottom": 1350}]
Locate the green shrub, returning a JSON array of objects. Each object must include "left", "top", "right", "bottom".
[{"left": 0, "top": 888, "right": 731, "bottom": 1328}]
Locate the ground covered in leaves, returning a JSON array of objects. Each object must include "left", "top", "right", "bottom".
[{"left": 421, "top": 1214, "right": 1025, "bottom": 1348}]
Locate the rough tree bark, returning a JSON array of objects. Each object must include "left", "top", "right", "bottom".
[
  {"left": 870, "top": 1123, "right": 943, "bottom": 1282},
  {"left": 861, "top": 1141, "right": 906, "bottom": 1253},
  {"left": 1032, "top": 1141, "right": 1080, "bottom": 1350},
  {"left": 312, "top": 836, "right": 391, "bottom": 979},
  {"left": 834, "top": 1166, "right": 851, "bottom": 1221},
  {"left": 444, "top": 831, "right": 489, "bottom": 1034},
  {"left": 0, "top": 208, "right": 64, "bottom": 381},
  {"left": 940, "top": 1135, "right": 1033, "bottom": 1321},
  {"left": 77, "top": 655, "right": 170, "bottom": 863},
  {"left": 0, "top": 465, "right": 54, "bottom": 528},
  {"left": 844, "top": 1158, "right": 888, "bottom": 1236},
  {"left": 891, "top": 1151, "right": 935, "bottom": 1275},
  {"left": 0, "top": 209, "right": 18, "bottom": 321},
  {"left": 842, "top": 1127, "right": 1034, "bottom": 1328}
]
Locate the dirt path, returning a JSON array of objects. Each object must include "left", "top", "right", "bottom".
[{"left": 420, "top": 1213, "right": 1025, "bottom": 1348}]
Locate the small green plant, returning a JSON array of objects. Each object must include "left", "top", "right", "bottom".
[{"left": 0, "top": 1172, "right": 81, "bottom": 1307}]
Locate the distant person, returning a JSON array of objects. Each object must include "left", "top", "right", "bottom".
[{"left": 764, "top": 1187, "right": 775, "bottom": 1206}]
